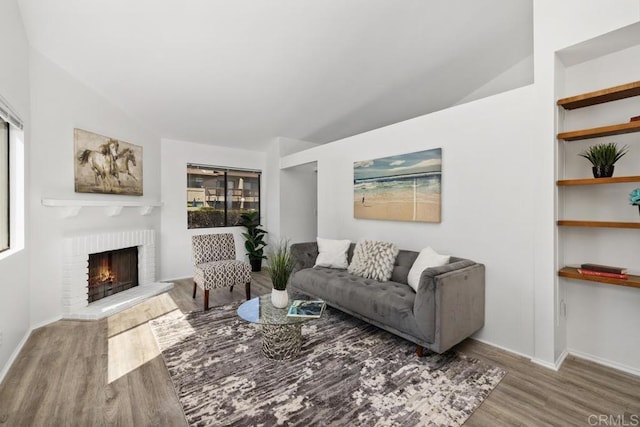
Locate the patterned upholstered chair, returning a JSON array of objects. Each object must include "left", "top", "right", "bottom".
[{"left": 192, "top": 233, "right": 252, "bottom": 310}]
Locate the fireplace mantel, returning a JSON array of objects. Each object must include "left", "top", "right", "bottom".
[{"left": 42, "top": 197, "right": 162, "bottom": 218}]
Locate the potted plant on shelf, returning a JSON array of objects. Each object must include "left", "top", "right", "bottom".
[
  {"left": 578, "top": 142, "right": 629, "bottom": 178},
  {"left": 266, "top": 240, "right": 295, "bottom": 309},
  {"left": 629, "top": 188, "right": 640, "bottom": 215},
  {"left": 238, "top": 211, "right": 267, "bottom": 272}
]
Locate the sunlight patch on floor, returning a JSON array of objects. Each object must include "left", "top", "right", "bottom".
[{"left": 108, "top": 322, "right": 161, "bottom": 383}]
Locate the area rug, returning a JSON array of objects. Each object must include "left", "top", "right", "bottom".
[{"left": 149, "top": 304, "right": 506, "bottom": 426}]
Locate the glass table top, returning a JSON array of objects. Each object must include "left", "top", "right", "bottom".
[{"left": 237, "top": 294, "right": 314, "bottom": 326}]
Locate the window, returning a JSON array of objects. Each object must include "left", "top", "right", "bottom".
[
  {"left": 187, "top": 163, "right": 261, "bottom": 229},
  {"left": 0, "top": 118, "right": 8, "bottom": 252}
]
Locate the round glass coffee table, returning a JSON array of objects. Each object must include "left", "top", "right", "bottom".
[{"left": 237, "top": 294, "right": 315, "bottom": 360}]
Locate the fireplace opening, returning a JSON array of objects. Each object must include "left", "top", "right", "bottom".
[{"left": 87, "top": 246, "right": 139, "bottom": 303}]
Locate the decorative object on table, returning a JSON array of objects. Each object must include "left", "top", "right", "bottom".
[
  {"left": 578, "top": 142, "right": 628, "bottom": 178},
  {"left": 629, "top": 188, "right": 640, "bottom": 215},
  {"left": 266, "top": 239, "right": 295, "bottom": 308},
  {"left": 74, "top": 128, "right": 143, "bottom": 195},
  {"left": 238, "top": 211, "right": 267, "bottom": 271},
  {"left": 191, "top": 233, "right": 251, "bottom": 310},
  {"left": 150, "top": 303, "right": 506, "bottom": 427},
  {"left": 354, "top": 148, "right": 442, "bottom": 222},
  {"left": 287, "top": 300, "right": 326, "bottom": 318}
]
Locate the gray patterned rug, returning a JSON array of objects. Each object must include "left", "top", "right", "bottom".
[{"left": 150, "top": 303, "right": 505, "bottom": 426}]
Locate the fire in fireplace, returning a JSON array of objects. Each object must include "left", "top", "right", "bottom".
[{"left": 87, "top": 246, "right": 139, "bottom": 303}]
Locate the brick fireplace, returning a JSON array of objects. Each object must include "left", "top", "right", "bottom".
[{"left": 62, "top": 229, "right": 172, "bottom": 319}]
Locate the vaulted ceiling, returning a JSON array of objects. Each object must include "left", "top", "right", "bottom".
[{"left": 17, "top": 0, "right": 533, "bottom": 150}]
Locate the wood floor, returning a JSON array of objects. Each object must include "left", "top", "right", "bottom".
[{"left": 1, "top": 273, "right": 638, "bottom": 426}]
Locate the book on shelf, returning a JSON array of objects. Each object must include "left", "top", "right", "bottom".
[
  {"left": 577, "top": 268, "right": 628, "bottom": 279},
  {"left": 579, "top": 263, "right": 627, "bottom": 275},
  {"left": 287, "top": 300, "right": 326, "bottom": 318}
]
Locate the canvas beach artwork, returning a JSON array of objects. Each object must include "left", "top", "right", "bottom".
[
  {"left": 354, "top": 148, "right": 441, "bottom": 222},
  {"left": 74, "top": 129, "right": 143, "bottom": 196}
]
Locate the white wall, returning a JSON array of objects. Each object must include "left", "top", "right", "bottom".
[
  {"left": 531, "top": 0, "right": 640, "bottom": 367},
  {"left": 28, "top": 51, "right": 162, "bottom": 327},
  {"left": 0, "top": 0, "right": 31, "bottom": 380},
  {"left": 283, "top": 86, "right": 539, "bottom": 356},
  {"left": 264, "top": 137, "right": 319, "bottom": 244},
  {"left": 280, "top": 0, "right": 640, "bottom": 367},
  {"left": 160, "top": 138, "right": 266, "bottom": 280},
  {"left": 558, "top": 43, "right": 640, "bottom": 374},
  {"left": 280, "top": 162, "right": 317, "bottom": 244}
]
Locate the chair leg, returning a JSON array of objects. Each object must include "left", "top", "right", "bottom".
[
  {"left": 245, "top": 281, "right": 251, "bottom": 300},
  {"left": 416, "top": 345, "right": 424, "bottom": 357},
  {"left": 192, "top": 281, "right": 197, "bottom": 299},
  {"left": 204, "top": 289, "right": 210, "bottom": 311}
]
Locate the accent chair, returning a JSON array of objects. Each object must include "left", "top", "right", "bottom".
[{"left": 192, "top": 233, "right": 251, "bottom": 310}]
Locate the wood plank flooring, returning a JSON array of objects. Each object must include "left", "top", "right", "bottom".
[{"left": 0, "top": 272, "right": 638, "bottom": 426}]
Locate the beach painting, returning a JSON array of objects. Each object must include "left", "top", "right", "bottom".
[{"left": 354, "top": 148, "right": 441, "bottom": 222}]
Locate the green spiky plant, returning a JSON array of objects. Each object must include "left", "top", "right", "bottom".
[
  {"left": 578, "top": 142, "right": 628, "bottom": 166},
  {"left": 238, "top": 211, "right": 267, "bottom": 271},
  {"left": 266, "top": 240, "right": 295, "bottom": 291}
]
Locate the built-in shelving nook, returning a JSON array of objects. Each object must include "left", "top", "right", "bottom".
[{"left": 556, "top": 81, "right": 640, "bottom": 288}]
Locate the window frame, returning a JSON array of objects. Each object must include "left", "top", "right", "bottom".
[
  {"left": 0, "top": 117, "right": 9, "bottom": 253},
  {"left": 186, "top": 163, "right": 261, "bottom": 229}
]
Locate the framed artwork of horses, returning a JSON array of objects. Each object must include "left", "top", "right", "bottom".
[{"left": 74, "top": 129, "right": 143, "bottom": 196}]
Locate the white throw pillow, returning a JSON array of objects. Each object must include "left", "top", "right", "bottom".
[
  {"left": 348, "top": 240, "right": 399, "bottom": 282},
  {"left": 407, "top": 247, "right": 450, "bottom": 292},
  {"left": 314, "top": 237, "right": 351, "bottom": 269}
]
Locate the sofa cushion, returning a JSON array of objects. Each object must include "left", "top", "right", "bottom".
[
  {"left": 348, "top": 240, "right": 399, "bottom": 281},
  {"left": 407, "top": 247, "right": 450, "bottom": 291},
  {"left": 390, "top": 250, "right": 419, "bottom": 285},
  {"left": 314, "top": 237, "right": 351, "bottom": 269},
  {"left": 290, "top": 267, "right": 432, "bottom": 343}
]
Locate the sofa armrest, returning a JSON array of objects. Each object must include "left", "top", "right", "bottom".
[
  {"left": 290, "top": 242, "right": 319, "bottom": 275},
  {"left": 413, "top": 260, "right": 485, "bottom": 353}
]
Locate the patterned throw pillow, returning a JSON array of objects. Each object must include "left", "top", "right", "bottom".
[{"left": 348, "top": 240, "right": 399, "bottom": 281}]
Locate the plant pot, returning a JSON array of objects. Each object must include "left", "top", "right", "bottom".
[
  {"left": 271, "top": 289, "right": 289, "bottom": 309},
  {"left": 592, "top": 165, "right": 614, "bottom": 178},
  {"left": 250, "top": 258, "right": 262, "bottom": 272}
]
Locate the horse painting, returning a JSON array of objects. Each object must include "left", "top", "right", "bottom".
[
  {"left": 115, "top": 147, "right": 138, "bottom": 183},
  {"left": 77, "top": 139, "right": 120, "bottom": 192},
  {"left": 74, "top": 129, "right": 143, "bottom": 195}
]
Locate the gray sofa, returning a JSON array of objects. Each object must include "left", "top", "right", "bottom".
[{"left": 289, "top": 242, "right": 485, "bottom": 354}]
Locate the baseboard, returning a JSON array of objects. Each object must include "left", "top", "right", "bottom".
[
  {"left": 0, "top": 329, "right": 31, "bottom": 384},
  {"left": 472, "top": 338, "right": 570, "bottom": 372},
  {"left": 531, "top": 349, "right": 568, "bottom": 371},
  {"left": 0, "top": 314, "right": 63, "bottom": 385},
  {"left": 160, "top": 275, "right": 191, "bottom": 283},
  {"left": 568, "top": 348, "right": 640, "bottom": 378},
  {"left": 470, "top": 337, "right": 533, "bottom": 360},
  {"left": 31, "top": 315, "right": 62, "bottom": 331}
]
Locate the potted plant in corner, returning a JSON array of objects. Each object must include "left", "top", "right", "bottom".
[
  {"left": 238, "top": 211, "right": 267, "bottom": 271},
  {"left": 266, "top": 240, "right": 295, "bottom": 309},
  {"left": 578, "top": 142, "right": 628, "bottom": 178}
]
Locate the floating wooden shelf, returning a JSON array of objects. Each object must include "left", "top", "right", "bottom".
[
  {"left": 557, "top": 121, "right": 640, "bottom": 141},
  {"left": 557, "top": 81, "right": 640, "bottom": 110},
  {"left": 557, "top": 176, "right": 640, "bottom": 186},
  {"left": 557, "top": 220, "right": 640, "bottom": 229},
  {"left": 559, "top": 267, "right": 640, "bottom": 289}
]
